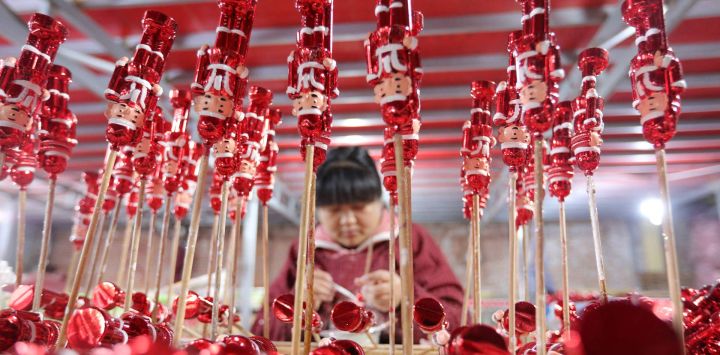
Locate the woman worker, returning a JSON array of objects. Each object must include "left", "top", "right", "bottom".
[{"left": 251, "top": 147, "right": 464, "bottom": 343}]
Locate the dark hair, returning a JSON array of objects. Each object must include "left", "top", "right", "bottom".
[{"left": 315, "top": 147, "right": 382, "bottom": 207}]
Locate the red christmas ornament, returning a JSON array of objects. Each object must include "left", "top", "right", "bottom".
[
  {"left": 38, "top": 65, "right": 77, "bottom": 178},
  {"left": 0, "top": 309, "right": 60, "bottom": 352},
  {"left": 445, "top": 324, "right": 510, "bottom": 355},
  {"left": 623, "top": 0, "right": 686, "bottom": 149},
  {"left": 8, "top": 285, "right": 68, "bottom": 321},
  {"left": 272, "top": 293, "right": 323, "bottom": 332},
  {"left": 192, "top": 0, "right": 256, "bottom": 147},
  {"left": 0, "top": 14, "right": 67, "bottom": 152},
  {"left": 162, "top": 89, "right": 192, "bottom": 194},
  {"left": 570, "top": 47, "right": 609, "bottom": 177},
  {"left": 10, "top": 142, "right": 36, "bottom": 190},
  {"left": 104, "top": 11, "right": 177, "bottom": 151},
  {"left": 92, "top": 281, "right": 126, "bottom": 311},
  {"left": 462, "top": 80, "right": 496, "bottom": 194},
  {"left": 495, "top": 31, "right": 530, "bottom": 171},
  {"left": 413, "top": 297, "right": 448, "bottom": 334},
  {"left": 66, "top": 307, "right": 127, "bottom": 350},
  {"left": 255, "top": 108, "right": 281, "bottom": 205},
  {"left": 331, "top": 301, "right": 375, "bottom": 333}
]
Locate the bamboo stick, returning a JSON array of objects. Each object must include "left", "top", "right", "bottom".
[
  {"left": 586, "top": 175, "right": 608, "bottom": 303},
  {"left": 33, "top": 179, "right": 56, "bottom": 311},
  {"left": 303, "top": 176, "right": 317, "bottom": 354},
  {"left": 211, "top": 182, "right": 229, "bottom": 340},
  {"left": 172, "top": 154, "right": 209, "bottom": 346},
  {"left": 227, "top": 197, "right": 245, "bottom": 335},
  {"left": 124, "top": 179, "right": 148, "bottom": 312},
  {"left": 655, "top": 148, "right": 684, "bottom": 345},
  {"left": 389, "top": 200, "right": 397, "bottom": 352},
  {"left": 393, "top": 134, "right": 413, "bottom": 355},
  {"left": 166, "top": 218, "right": 182, "bottom": 305},
  {"left": 290, "top": 145, "right": 313, "bottom": 355},
  {"left": 508, "top": 171, "right": 518, "bottom": 354},
  {"left": 533, "top": 139, "right": 546, "bottom": 355},
  {"left": 143, "top": 211, "right": 157, "bottom": 294},
  {"left": 559, "top": 201, "right": 570, "bottom": 337},
  {"left": 471, "top": 194, "right": 482, "bottom": 323},
  {"left": 152, "top": 197, "right": 173, "bottom": 322},
  {"left": 97, "top": 200, "right": 123, "bottom": 285},
  {"left": 262, "top": 204, "right": 270, "bottom": 339},
  {"left": 57, "top": 149, "right": 118, "bottom": 348},
  {"left": 84, "top": 212, "right": 107, "bottom": 295},
  {"left": 15, "top": 189, "right": 27, "bottom": 288},
  {"left": 206, "top": 213, "right": 220, "bottom": 296}
]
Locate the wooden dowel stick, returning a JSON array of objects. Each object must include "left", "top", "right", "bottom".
[
  {"left": 393, "top": 134, "right": 413, "bottom": 355},
  {"left": 227, "top": 197, "right": 244, "bottom": 335},
  {"left": 586, "top": 175, "right": 608, "bottom": 303},
  {"left": 655, "top": 148, "right": 684, "bottom": 345},
  {"left": 210, "top": 226, "right": 225, "bottom": 339},
  {"left": 224, "top": 217, "right": 237, "bottom": 305},
  {"left": 290, "top": 145, "right": 313, "bottom": 355},
  {"left": 388, "top": 200, "right": 397, "bottom": 352},
  {"left": 0, "top": 152, "right": 5, "bottom": 174},
  {"left": 533, "top": 139, "right": 546, "bottom": 355},
  {"left": 559, "top": 201, "right": 571, "bottom": 337},
  {"left": 522, "top": 224, "right": 530, "bottom": 301},
  {"left": 15, "top": 189, "right": 27, "bottom": 288},
  {"left": 84, "top": 212, "right": 107, "bottom": 295},
  {"left": 143, "top": 212, "right": 157, "bottom": 294},
  {"left": 33, "top": 179, "right": 56, "bottom": 310},
  {"left": 97, "top": 200, "right": 123, "bottom": 285},
  {"left": 172, "top": 154, "right": 209, "bottom": 346},
  {"left": 403, "top": 165, "right": 414, "bottom": 309},
  {"left": 261, "top": 204, "right": 270, "bottom": 339},
  {"left": 211, "top": 226, "right": 225, "bottom": 339},
  {"left": 166, "top": 218, "right": 182, "bottom": 305},
  {"left": 508, "top": 171, "right": 518, "bottom": 354},
  {"left": 460, "top": 228, "right": 472, "bottom": 327},
  {"left": 152, "top": 197, "right": 173, "bottom": 322},
  {"left": 211, "top": 181, "right": 230, "bottom": 339},
  {"left": 206, "top": 213, "right": 220, "bottom": 296},
  {"left": 124, "top": 179, "right": 147, "bottom": 312},
  {"left": 65, "top": 250, "right": 79, "bottom": 294},
  {"left": 471, "top": 194, "right": 482, "bottom": 323},
  {"left": 303, "top": 175, "right": 317, "bottom": 354},
  {"left": 116, "top": 218, "right": 133, "bottom": 284},
  {"left": 57, "top": 149, "right": 118, "bottom": 348}
]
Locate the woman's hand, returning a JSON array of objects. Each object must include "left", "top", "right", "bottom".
[
  {"left": 355, "top": 270, "right": 401, "bottom": 312},
  {"left": 313, "top": 269, "right": 335, "bottom": 310}
]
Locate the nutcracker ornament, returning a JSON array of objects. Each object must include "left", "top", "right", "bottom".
[
  {"left": 255, "top": 107, "right": 281, "bottom": 338},
  {"left": 0, "top": 13, "right": 67, "bottom": 167},
  {"left": 460, "top": 81, "right": 496, "bottom": 326},
  {"left": 365, "top": 1, "right": 424, "bottom": 353},
  {"left": 569, "top": 47, "right": 610, "bottom": 307},
  {"left": 174, "top": 1, "right": 260, "bottom": 344},
  {"left": 493, "top": 30, "right": 527, "bottom": 354},
  {"left": 548, "top": 101, "right": 574, "bottom": 337},
  {"left": 59, "top": 10, "right": 177, "bottom": 348},
  {"left": 623, "top": 0, "right": 687, "bottom": 344},
  {"left": 286, "top": 1, "right": 338, "bottom": 353}
]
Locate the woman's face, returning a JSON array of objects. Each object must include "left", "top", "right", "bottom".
[{"left": 317, "top": 199, "right": 384, "bottom": 248}]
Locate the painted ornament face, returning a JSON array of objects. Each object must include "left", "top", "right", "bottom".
[
  {"left": 373, "top": 72, "right": 412, "bottom": 104},
  {"left": 498, "top": 125, "right": 530, "bottom": 144},
  {"left": 636, "top": 92, "right": 669, "bottom": 119},
  {"left": 291, "top": 91, "right": 328, "bottom": 116},
  {"left": 213, "top": 137, "right": 236, "bottom": 156},
  {"left": 589, "top": 131, "right": 603, "bottom": 147},
  {"left": 519, "top": 79, "right": 548, "bottom": 106},
  {"left": 194, "top": 92, "right": 233, "bottom": 118},
  {"left": 105, "top": 102, "right": 145, "bottom": 130},
  {"left": 163, "top": 160, "right": 179, "bottom": 175},
  {"left": 0, "top": 104, "right": 32, "bottom": 130},
  {"left": 135, "top": 136, "right": 152, "bottom": 155},
  {"left": 463, "top": 157, "right": 489, "bottom": 173},
  {"left": 238, "top": 159, "right": 256, "bottom": 175}
]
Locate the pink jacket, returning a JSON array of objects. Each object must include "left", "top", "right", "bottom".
[{"left": 251, "top": 212, "right": 464, "bottom": 343}]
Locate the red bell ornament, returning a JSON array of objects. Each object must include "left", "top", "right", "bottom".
[
  {"left": 331, "top": 301, "right": 375, "bottom": 333},
  {"left": 66, "top": 307, "right": 127, "bottom": 350}
]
